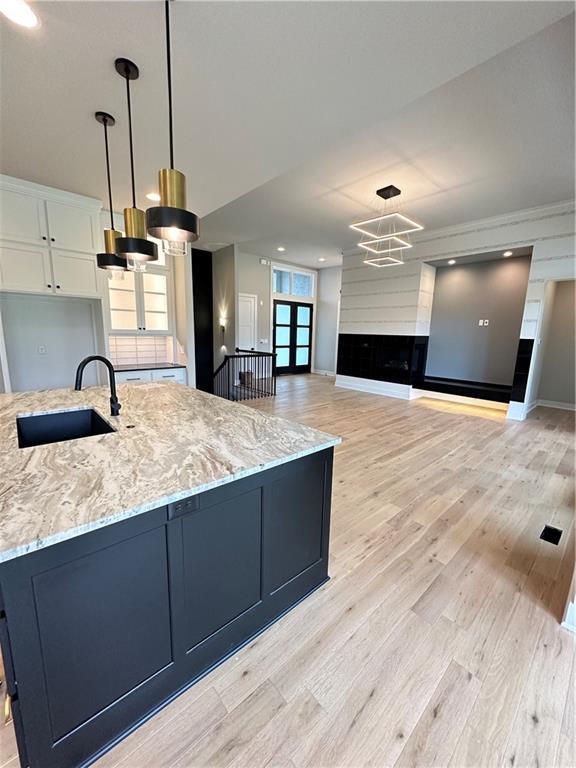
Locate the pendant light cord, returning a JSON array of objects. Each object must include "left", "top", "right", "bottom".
[
  {"left": 103, "top": 119, "right": 115, "bottom": 230},
  {"left": 165, "top": 0, "right": 175, "bottom": 169},
  {"left": 124, "top": 68, "right": 137, "bottom": 208}
]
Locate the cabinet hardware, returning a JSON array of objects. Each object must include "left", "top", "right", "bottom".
[
  {"left": 126, "top": 377, "right": 140, "bottom": 381},
  {"left": 42, "top": 236, "right": 47, "bottom": 241},
  {"left": 47, "top": 284, "right": 52, "bottom": 288},
  {"left": 50, "top": 238, "right": 55, "bottom": 243},
  {"left": 56, "top": 285, "right": 61, "bottom": 289}
]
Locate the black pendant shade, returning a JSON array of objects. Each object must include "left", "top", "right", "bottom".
[
  {"left": 146, "top": 0, "right": 199, "bottom": 244},
  {"left": 115, "top": 58, "right": 158, "bottom": 265},
  {"left": 95, "top": 111, "right": 127, "bottom": 272},
  {"left": 116, "top": 236, "right": 157, "bottom": 261},
  {"left": 97, "top": 252, "right": 127, "bottom": 270},
  {"left": 146, "top": 206, "right": 199, "bottom": 243}
]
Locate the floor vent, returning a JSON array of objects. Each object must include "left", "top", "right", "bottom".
[{"left": 540, "top": 525, "right": 562, "bottom": 545}]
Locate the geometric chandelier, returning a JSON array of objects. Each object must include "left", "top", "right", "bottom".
[{"left": 350, "top": 185, "right": 423, "bottom": 267}]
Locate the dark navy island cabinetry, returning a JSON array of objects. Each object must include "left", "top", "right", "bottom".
[{"left": 0, "top": 448, "right": 333, "bottom": 768}]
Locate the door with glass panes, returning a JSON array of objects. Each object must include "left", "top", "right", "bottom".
[{"left": 273, "top": 300, "right": 313, "bottom": 374}]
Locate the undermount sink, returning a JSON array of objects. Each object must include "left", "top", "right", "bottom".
[{"left": 17, "top": 408, "right": 116, "bottom": 449}]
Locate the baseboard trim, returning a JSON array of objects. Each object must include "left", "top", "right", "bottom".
[
  {"left": 312, "top": 369, "right": 335, "bottom": 377},
  {"left": 335, "top": 375, "right": 413, "bottom": 400},
  {"left": 412, "top": 388, "right": 508, "bottom": 411},
  {"left": 506, "top": 401, "right": 528, "bottom": 421},
  {"left": 537, "top": 399, "right": 576, "bottom": 411},
  {"left": 562, "top": 602, "right": 576, "bottom": 634}
]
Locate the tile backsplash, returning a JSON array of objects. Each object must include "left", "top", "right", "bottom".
[{"left": 108, "top": 336, "right": 173, "bottom": 367}]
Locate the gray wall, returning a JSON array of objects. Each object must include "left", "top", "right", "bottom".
[
  {"left": 212, "top": 245, "right": 237, "bottom": 366},
  {"left": 426, "top": 256, "right": 531, "bottom": 385},
  {"left": 314, "top": 267, "right": 341, "bottom": 373},
  {"left": 236, "top": 252, "right": 272, "bottom": 351},
  {"left": 538, "top": 280, "right": 575, "bottom": 405},
  {"left": 1, "top": 293, "right": 100, "bottom": 391}
]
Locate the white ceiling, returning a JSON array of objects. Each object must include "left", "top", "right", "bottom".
[
  {"left": 1, "top": 0, "right": 573, "bottom": 250},
  {"left": 201, "top": 12, "right": 575, "bottom": 269}
]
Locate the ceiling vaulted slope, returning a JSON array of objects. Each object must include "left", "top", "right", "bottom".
[
  {"left": 200, "top": 13, "right": 575, "bottom": 268},
  {"left": 0, "top": 1, "right": 573, "bottom": 233}
]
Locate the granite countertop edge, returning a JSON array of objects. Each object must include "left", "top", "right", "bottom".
[{"left": 0, "top": 437, "right": 339, "bottom": 564}]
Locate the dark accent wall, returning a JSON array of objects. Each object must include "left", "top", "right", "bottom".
[
  {"left": 510, "top": 339, "right": 534, "bottom": 402},
  {"left": 426, "top": 256, "right": 531, "bottom": 385},
  {"left": 191, "top": 249, "right": 214, "bottom": 393},
  {"left": 337, "top": 334, "right": 428, "bottom": 386}
]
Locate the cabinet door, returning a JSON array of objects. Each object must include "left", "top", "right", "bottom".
[
  {"left": 46, "top": 201, "right": 97, "bottom": 252},
  {"left": 141, "top": 272, "right": 170, "bottom": 333},
  {"left": 0, "top": 243, "right": 52, "bottom": 293},
  {"left": 51, "top": 250, "right": 100, "bottom": 297},
  {"left": 108, "top": 270, "right": 140, "bottom": 331},
  {"left": 150, "top": 368, "right": 187, "bottom": 384},
  {"left": 180, "top": 489, "right": 262, "bottom": 651},
  {"left": 115, "top": 370, "right": 153, "bottom": 384},
  {"left": 0, "top": 189, "right": 47, "bottom": 245}
]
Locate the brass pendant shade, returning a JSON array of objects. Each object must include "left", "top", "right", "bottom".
[
  {"left": 146, "top": 168, "right": 199, "bottom": 242},
  {"left": 114, "top": 58, "right": 158, "bottom": 266},
  {"left": 94, "top": 111, "right": 128, "bottom": 272},
  {"left": 146, "top": 1, "right": 199, "bottom": 244},
  {"left": 116, "top": 206, "right": 157, "bottom": 262},
  {"left": 97, "top": 228, "right": 127, "bottom": 270}
]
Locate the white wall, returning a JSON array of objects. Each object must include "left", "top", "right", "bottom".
[
  {"left": 537, "top": 279, "right": 575, "bottom": 406},
  {"left": 236, "top": 251, "right": 272, "bottom": 351},
  {"left": 1, "top": 293, "right": 102, "bottom": 391},
  {"left": 212, "top": 245, "right": 237, "bottom": 366},
  {"left": 314, "top": 266, "right": 341, "bottom": 374}
]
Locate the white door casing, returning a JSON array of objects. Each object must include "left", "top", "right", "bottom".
[{"left": 238, "top": 293, "right": 257, "bottom": 350}]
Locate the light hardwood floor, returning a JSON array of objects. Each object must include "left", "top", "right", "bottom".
[{"left": 4, "top": 375, "right": 575, "bottom": 768}]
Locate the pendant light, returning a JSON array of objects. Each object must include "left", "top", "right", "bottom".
[
  {"left": 95, "top": 111, "right": 127, "bottom": 273},
  {"left": 350, "top": 185, "right": 424, "bottom": 268},
  {"left": 146, "top": 0, "right": 199, "bottom": 244},
  {"left": 114, "top": 57, "right": 158, "bottom": 268}
]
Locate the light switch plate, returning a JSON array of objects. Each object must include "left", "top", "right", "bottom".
[
  {"left": 484, "top": 319, "right": 489, "bottom": 326},
  {"left": 478, "top": 320, "right": 484, "bottom": 326}
]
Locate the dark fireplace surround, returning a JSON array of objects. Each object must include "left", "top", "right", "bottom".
[{"left": 336, "top": 334, "right": 533, "bottom": 404}]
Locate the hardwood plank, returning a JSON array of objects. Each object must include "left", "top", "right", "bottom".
[{"left": 394, "top": 660, "right": 481, "bottom": 768}]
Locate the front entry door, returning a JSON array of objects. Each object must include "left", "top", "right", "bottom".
[{"left": 273, "top": 300, "right": 313, "bottom": 374}]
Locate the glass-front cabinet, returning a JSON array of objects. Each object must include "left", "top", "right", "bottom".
[{"left": 107, "top": 258, "right": 172, "bottom": 335}]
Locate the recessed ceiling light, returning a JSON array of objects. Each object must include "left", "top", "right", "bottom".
[
  {"left": 448, "top": 259, "right": 456, "bottom": 265},
  {"left": 503, "top": 250, "right": 513, "bottom": 257},
  {"left": 318, "top": 257, "right": 326, "bottom": 262},
  {"left": 0, "top": 0, "right": 39, "bottom": 27},
  {"left": 146, "top": 192, "right": 161, "bottom": 202},
  {"left": 276, "top": 246, "right": 286, "bottom": 252}
]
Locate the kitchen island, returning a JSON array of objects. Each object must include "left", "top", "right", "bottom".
[{"left": 0, "top": 383, "right": 340, "bottom": 768}]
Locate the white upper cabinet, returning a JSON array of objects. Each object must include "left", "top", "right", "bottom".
[
  {"left": 0, "top": 175, "right": 103, "bottom": 299},
  {"left": 0, "top": 189, "right": 47, "bottom": 245},
  {"left": 45, "top": 201, "right": 97, "bottom": 252},
  {"left": 0, "top": 243, "right": 53, "bottom": 294},
  {"left": 107, "top": 266, "right": 172, "bottom": 335},
  {"left": 51, "top": 250, "right": 99, "bottom": 297}
]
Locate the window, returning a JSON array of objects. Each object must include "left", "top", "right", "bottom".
[
  {"left": 272, "top": 265, "right": 315, "bottom": 299},
  {"left": 273, "top": 268, "right": 291, "bottom": 294},
  {"left": 292, "top": 272, "right": 313, "bottom": 297}
]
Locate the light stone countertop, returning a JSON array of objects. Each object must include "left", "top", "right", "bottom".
[{"left": 0, "top": 383, "right": 340, "bottom": 564}]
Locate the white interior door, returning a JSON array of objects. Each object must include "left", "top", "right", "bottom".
[{"left": 238, "top": 293, "right": 257, "bottom": 350}]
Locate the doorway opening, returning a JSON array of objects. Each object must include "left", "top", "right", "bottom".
[{"left": 273, "top": 300, "right": 313, "bottom": 375}]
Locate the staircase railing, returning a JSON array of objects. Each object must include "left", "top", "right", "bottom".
[{"left": 213, "top": 348, "right": 276, "bottom": 401}]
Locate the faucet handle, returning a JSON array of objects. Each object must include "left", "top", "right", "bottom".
[{"left": 110, "top": 399, "right": 121, "bottom": 417}]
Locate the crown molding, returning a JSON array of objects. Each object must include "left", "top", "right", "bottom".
[{"left": 0, "top": 174, "right": 102, "bottom": 210}]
